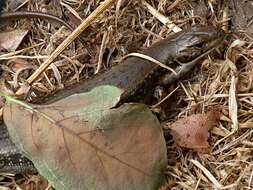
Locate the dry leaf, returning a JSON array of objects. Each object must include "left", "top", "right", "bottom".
[
  {"left": 7, "top": 58, "right": 30, "bottom": 72},
  {"left": 168, "top": 111, "right": 220, "bottom": 152},
  {"left": 3, "top": 85, "right": 167, "bottom": 190},
  {"left": 0, "top": 30, "right": 29, "bottom": 51}
]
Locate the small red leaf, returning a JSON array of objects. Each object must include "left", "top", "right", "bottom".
[{"left": 167, "top": 110, "right": 220, "bottom": 152}]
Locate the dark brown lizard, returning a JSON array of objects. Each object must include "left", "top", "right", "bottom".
[{"left": 0, "top": 26, "right": 225, "bottom": 173}]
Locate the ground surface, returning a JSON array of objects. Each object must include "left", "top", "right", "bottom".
[{"left": 0, "top": 0, "right": 252, "bottom": 189}]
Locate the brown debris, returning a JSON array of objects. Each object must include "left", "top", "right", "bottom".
[
  {"left": 0, "top": 29, "right": 28, "bottom": 51},
  {"left": 229, "top": 0, "right": 253, "bottom": 39}
]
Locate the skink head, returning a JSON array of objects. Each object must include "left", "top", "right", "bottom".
[{"left": 174, "top": 26, "right": 225, "bottom": 62}]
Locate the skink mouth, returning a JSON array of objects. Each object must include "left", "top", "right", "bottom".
[
  {"left": 192, "top": 26, "right": 225, "bottom": 48},
  {"left": 206, "top": 28, "right": 226, "bottom": 47},
  {"left": 204, "top": 34, "right": 225, "bottom": 51},
  {"left": 175, "top": 26, "right": 226, "bottom": 63}
]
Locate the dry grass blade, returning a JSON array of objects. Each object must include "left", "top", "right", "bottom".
[
  {"left": 212, "top": 130, "right": 251, "bottom": 155},
  {"left": 167, "top": 0, "right": 185, "bottom": 12},
  {"left": 190, "top": 159, "right": 223, "bottom": 189},
  {"left": 228, "top": 75, "right": 238, "bottom": 131},
  {"left": 122, "top": 53, "right": 177, "bottom": 74},
  {"left": 95, "top": 31, "right": 109, "bottom": 74},
  {"left": 152, "top": 86, "right": 179, "bottom": 108},
  {"left": 141, "top": 0, "right": 182, "bottom": 33},
  {"left": 60, "top": 2, "right": 82, "bottom": 21},
  {"left": 226, "top": 40, "right": 245, "bottom": 132}
]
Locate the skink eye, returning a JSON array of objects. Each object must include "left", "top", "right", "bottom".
[{"left": 195, "top": 41, "right": 205, "bottom": 48}]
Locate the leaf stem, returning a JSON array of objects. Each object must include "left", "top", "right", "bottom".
[{"left": 0, "top": 92, "right": 33, "bottom": 110}]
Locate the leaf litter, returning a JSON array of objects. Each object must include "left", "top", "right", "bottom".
[{"left": 0, "top": 0, "right": 252, "bottom": 189}]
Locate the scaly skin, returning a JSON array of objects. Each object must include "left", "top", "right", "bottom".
[{"left": 0, "top": 26, "right": 225, "bottom": 173}]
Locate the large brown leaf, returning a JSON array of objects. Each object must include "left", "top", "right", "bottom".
[{"left": 3, "top": 86, "right": 167, "bottom": 190}]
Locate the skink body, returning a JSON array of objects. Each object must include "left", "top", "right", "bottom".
[
  {"left": 44, "top": 26, "right": 225, "bottom": 103},
  {"left": 0, "top": 26, "right": 225, "bottom": 173}
]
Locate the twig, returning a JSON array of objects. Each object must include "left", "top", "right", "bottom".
[
  {"left": 190, "top": 159, "right": 224, "bottom": 189},
  {"left": 141, "top": 0, "right": 182, "bottom": 33}
]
